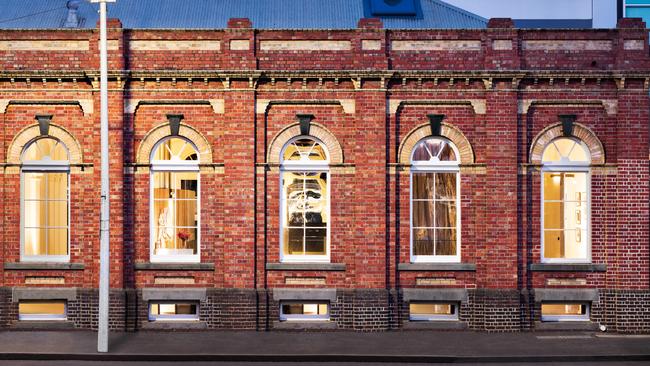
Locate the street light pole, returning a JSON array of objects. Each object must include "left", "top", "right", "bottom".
[{"left": 90, "top": 0, "right": 115, "bottom": 353}]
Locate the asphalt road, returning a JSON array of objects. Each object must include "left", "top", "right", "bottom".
[{"left": 1, "top": 362, "right": 649, "bottom": 366}]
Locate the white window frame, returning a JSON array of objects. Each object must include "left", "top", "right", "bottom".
[
  {"left": 409, "top": 137, "right": 461, "bottom": 263},
  {"left": 279, "top": 301, "right": 330, "bottom": 322},
  {"left": 540, "top": 139, "right": 591, "bottom": 264},
  {"left": 20, "top": 139, "right": 71, "bottom": 263},
  {"left": 148, "top": 301, "right": 200, "bottom": 321},
  {"left": 149, "top": 137, "right": 201, "bottom": 263},
  {"left": 409, "top": 302, "right": 459, "bottom": 321},
  {"left": 279, "top": 136, "right": 331, "bottom": 263},
  {"left": 18, "top": 300, "right": 68, "bottom": 321},
  {"left": 541, "top": 302, "right": 590, "bottom": 322}
]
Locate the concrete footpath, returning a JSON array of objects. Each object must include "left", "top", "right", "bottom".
[{"left": 0, "top": 330, "right": 649, "bottom": 363}]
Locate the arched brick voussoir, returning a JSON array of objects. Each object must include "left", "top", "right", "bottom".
[
  {"left": 529, "top": 123, "right": 605, "bottom": 165},
  {"left": 7, "top": 123, "right": 83, "bottom": 165},
  {"left": 267, "top": 122, "right": 344, "bottom": 165},
  {"left": 398, "top": 122, "right": 475, "bottom": 164},
  {"left": 136, "top": 123, "right": 213, "bottom": 165}
]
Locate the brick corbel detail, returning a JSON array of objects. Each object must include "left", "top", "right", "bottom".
[
  {"left": 529, "top": 122, "right": 605, "bottom": 165},
  {"left": 398, "top": 122, "right": 474, "bottom": 164}
]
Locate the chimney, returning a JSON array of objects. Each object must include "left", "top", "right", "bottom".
[{"left": 63, "top": 0, "right": 81, "bottom": 28}]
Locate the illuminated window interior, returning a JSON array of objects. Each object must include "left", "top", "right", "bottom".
[
  {"left": 151, "top": 137, "right": 199, "bottom": 261},
  {"left": 541, "top": 138, "right": 590, "bottom": 261},
  {"left": 409, "top": 302, "right": 458, "bottom": 321},
  {"left": 410, "top": 137, "right": 460, "bottom": 261},
  {"left": 21, "top": 138, "right": 69, "bottom": 259},
  {"left": 280, "top": 302, "right": 329, "bottom": 321},
  {"left": 281, "top": 138, "right": 329, "bottom": 260},
  {"left": 18, "top": 300, "right": 67, "bottom": 321},
  {"left": 541, "top": 303, "right": 589, "bottom": 322},
  {"left": 149, "top": 302, "right": 199, "bottom": 321}
]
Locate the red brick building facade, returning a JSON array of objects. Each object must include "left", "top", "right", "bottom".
[{"left": 0, "top": 17, "right": 649, "bottom": 332}]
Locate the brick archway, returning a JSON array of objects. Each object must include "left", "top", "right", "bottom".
[
  {"left": 136, "top": 123, "right": 213, "bottom": 165},
  {"left": 398, "top": 123, "right": 474, "bottom": 164},
  {"left": 530, "top": 123, "right": 605, "bottom": 165},
  {"left": 7, "top": 123, "right": 83, "bottom": 165},
  {"left": 267, "top": 122, "right": 343, "bottom": 164}
]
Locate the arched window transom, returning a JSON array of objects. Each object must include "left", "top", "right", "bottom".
[
  {"left": 150, "top": 137, "right": 200, "bottom": 263},
  {"left": 410, "top": 137, "right": 461, "bottom": 263},
  {"left": 541, "top": 137, "right": 590, "bottom": 263},
  {"left": 280, "top": 137, "right": 330, "bottom": 262},
  {"left": 21, "top": 137, "right": 70, "bottom": 262}
]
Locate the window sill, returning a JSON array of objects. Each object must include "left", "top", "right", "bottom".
[
  {"left": 273, "top": 320, "right": 337, "bottom": 330},
  {"left": 403, "top": 320, "right": 468, "bottom": 330},
  {"left": 4, "top": 262, "right": 84, "bottom": 270},
  {"left": 266, "top": 263, "right": 346, "bottom": 271},
  {"left": 398, "top": 263, "right": 476, "bottom": 271},
  {"left": 530, "top": 263, "right": 607, "bottom": 272},
  {"left": 535, "top": 321, "right": 599, "bottom": 331},
  {"left": 134, "top": 263, "right": 215, "bottom": 271},
  {"left": 14, "top": 321, "right": 75, "bottom": 329},
  {"left": 142, "top": 321, "right": 207, "bottom": 330}
]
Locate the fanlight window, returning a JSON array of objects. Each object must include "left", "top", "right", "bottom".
[
  {"left": 22, "top": 138, "right": 69, "bottom": 164},
  {"left": 152, "top": 137, "right": 198, "bottom": 162},
  {"left": 542, "top": 137, "right": 590, "bottom": 165},
  {"left": 410, "top": 137, "right": 460, "bottom": 263},
  {"left": 411, "top": 138, "right": 458, "bottom": 163},
  {"left": 150, "top": 137, "right": 200, "bottom": 263},
  {"left": 282, "top": 138, "right": 328, "bottom": 163},
  {"left": 280, "top": 137, "right": 330, "bottom": 262},
  {"left": 21, "top": 137, "right": 70, "bottom": 261},
  {"left": 541, "top": 137, "right": 590, "bottom": 262}
]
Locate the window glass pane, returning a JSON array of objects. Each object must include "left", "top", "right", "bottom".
[
  {"left": 46, "top": 229, "right": 68, "bottom": 255},
  {"left": 435, "top": 229, "right": 456, "bottom": 255},
  {"left": 413, "top": 173, "right": 434, "bottom": 199},
  {"left": 435, "top": 173, "right": 456, "bottom": 200},
  {"left": 410, "top": 303, "right": 454, "bottom": 316},
  {"left": 541, "top": 303, "right": 586, "bottom": 316},
  {"left": 175, "top": 304, "right": 197, "bottom": 315},
  {"left": 282, "top": 304, "right": 303, "bottom": 315},
  {"left": 46, "top": 173, "right": 68, "bottom": 199},
  {"left": 149, "top": 302, "right": 199, "bottom": 319},
  {"left": 22, "top": 138, "right": 69, "bottom": 162},
  {"left": 280, "top": 302, "right": 329, "bottom": 319},
  {"left": 174, "top": 228, "right": 197, "bottom": 255},
  {"left": 159, "top": 304, "right": 177, "bottom": 315},
  {"left": 153, "top": 172, "right": 172, "bottom": 198},
  {"left": 543, "top": 202, "right": 563, "bottom": 230},
  {"left": 412, "top": 138, "right": 457, "bottom": 162},
  {"left": 544, "top": 230, "right": 563, "bottom": 258},
  {"left": 174, "top": 172, "right": 198, "bottom": 198},
  {"left": 542, "top": 138, "right": 589, "bottom": 164},
  {"left": 24, "top": 201, "right": 47, "bottom": 228},
  {"left": 304, "top": 228, "right": 327, "bottom": 255},
  {"left": 412, "top": 201, "right": 434, "bottom": 227},
  {"left": 24, "top": 228, "right": 46, "bottom": 256},
  {"left": 176, "top": 200, "right": 197, "bottom": 227},
  {"left": 435, "top": 201, "right": 456, "bottom": 228},
  {"left": 24, "top": 173, "right": 45, "bottom": 200},
  {"left": 412, "top": 228, "right": 434, "bottom": 256},
  {"left": 543, "top": 173, "right": 563, "bottom": 201},
  {"left": 19, "top": 301, "right": 66, "bottom": 316},
  {"left": 284, "top": 228, "right": 304, "bottom": 255}
]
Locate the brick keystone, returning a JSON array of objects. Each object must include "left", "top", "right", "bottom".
[
  {"left": 487, "top": 18, "right": 514, "bottom": 28},
  {"left": 617, "top": 17, "right": 646, "bottom": 29},
  {"left": 358, "top": 18, "right": 383, "bottom": 29},
  {"left": 228, "top": 18, "right": 252, "bottom": 28}
]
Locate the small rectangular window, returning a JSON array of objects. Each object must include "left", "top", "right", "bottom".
[
  {"left": 148, "top": 302, "right": 199, "bottom": 321},
  {"left": 280, "top": 301, "right": 329, "bottom": 321},
  {"left": 541, "top": 303, "right": 589, "bottom": 322},
  {"left": 409, "top": 302, "right": 458, "bottom": 321},
  {"left": 18, "top": 300, "right": 67, "bottom": 321}
]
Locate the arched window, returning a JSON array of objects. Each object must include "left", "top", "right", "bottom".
[
  {"left": 280, "top": 137, "right": 330, "bottom": 262},
  {"left": 150, "top": 137, "right": 200, "bottom": 263},
  {"left": 410, "top": 137, "right": 460, "bottom": 263},
  {"left": 541, "top": 137, "right": 590, "bottom": 262},
  {"left": 21, "top": 137, "right": 70, "bottom": 261}
]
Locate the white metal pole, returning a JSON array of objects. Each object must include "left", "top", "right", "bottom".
[{"left": 93, "top": 0, "right": 114, "bottom": 353}]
